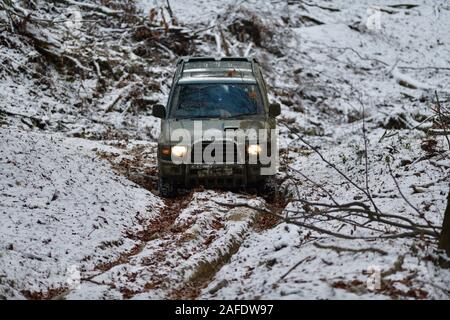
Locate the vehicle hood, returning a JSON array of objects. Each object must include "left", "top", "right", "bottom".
[{"left": 160, "top": 117, "right": 269, "bottom": 144}]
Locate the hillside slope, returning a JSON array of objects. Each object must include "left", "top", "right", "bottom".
[{"left": 1, "top": 0, "right": 449, "bottom": 299}]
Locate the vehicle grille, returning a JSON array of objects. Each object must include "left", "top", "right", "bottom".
[{"left": 190, "top": 140, "right": 242, "bottom": 164}]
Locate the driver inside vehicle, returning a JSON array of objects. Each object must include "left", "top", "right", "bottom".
[{"left": 169, "top": 83, "right": 264, "bottom": 119}]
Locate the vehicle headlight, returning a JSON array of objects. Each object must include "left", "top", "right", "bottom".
[
  {"left": 171, "top": 145, "right": 188, "bottom": 157},
  {"left": 247, "top": 144, "right": 262, "bottom": 155},
  {"left": 161, "top": 146, "right": 171, "bottom": 156}
]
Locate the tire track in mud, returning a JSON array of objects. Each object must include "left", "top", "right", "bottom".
[
  {"left": 75, "top": 190, "right": 260, "bottom": 299},
  {"left": 169, "top": 195, "right": 285, "bottom": 299},
  {"left": 112, "top": 193, "right": 195, "bottom": 299},
  {"left": 86, "top": 193, "right": 193, "bottom": 279}
]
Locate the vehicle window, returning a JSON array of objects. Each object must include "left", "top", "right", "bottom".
[{"left": 169, "top": 83, "right": 264, "bottom": 119}]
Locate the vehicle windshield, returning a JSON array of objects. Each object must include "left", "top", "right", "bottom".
[{"left": 169, "top": 83, "right": 264, "bottom": 119}]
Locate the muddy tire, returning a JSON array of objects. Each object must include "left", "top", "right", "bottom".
[
  {"left": 159, "top": 176, "right": 177, "bottom": 198},
  {"left": 257, "top": 176, "right": 277, "bottom": 201}
]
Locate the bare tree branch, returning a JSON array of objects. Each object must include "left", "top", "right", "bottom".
[{"left": 280, "top": 120, "right": 381, "bottom": 215}]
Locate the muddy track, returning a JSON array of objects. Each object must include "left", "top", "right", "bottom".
[
  {"left": 79, "top": 187, "right": 275, "bottom": 299},
  {"left": 122, "top": 193, "right": 255, "bottom": 298},
  {"left": 117, "top": 193, "right": 196, "bottom": 299},
  {"left": 87, "top": 193, "right": 193, "bottom": 276}
]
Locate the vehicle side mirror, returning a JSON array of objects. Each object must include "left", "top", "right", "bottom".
[
  {"left": 269, "top": 103, "right": 281, "bottom": 118},
  {"left": 152, "top": 104, "right": 166, "bottom": 119}
]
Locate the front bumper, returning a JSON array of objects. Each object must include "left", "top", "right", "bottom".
[{"left": 159, "top": 161, "right": 268, "bottom": 188}]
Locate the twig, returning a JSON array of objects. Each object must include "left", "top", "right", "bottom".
[
  {"left": 212, "top": 200, "right": 273, "bottom": 215},
  {"left": 327, "top": 45, "right": 388, "bottom": 66},
  {"left": 0, "top": 108, "right": 44, "bottom": 125},
  {"left": 165, "top": 0, "right": 178, "bottom": 25},
  {"left": 388, "top": 162, "right": 440, "bottom": 237},
  {"left": 381, "top": 255, "right": 404, "bottom": 277},
  {"left": 104, "top": 94, "right": 123, "bottom": 113},
  {"left": 192, "top": 25, "right": 216, "bottom": 36},
  {"left": 287, "top": 204, "right": 438, "bottom": 235},
  {"left": 280, "top": 120, "right": 381, "bottom": 214},
  {"left": 279, "top": 255, "right": 315, "bottom": 281},
  {"left": 359, "top": 97, "right": 379, "bottom": 215},
  {"left": 286, "top": 165, "right": 340, "bottom": 206},
  {"left": 399, "top": 66, "right": 450, "bottom": 71}
]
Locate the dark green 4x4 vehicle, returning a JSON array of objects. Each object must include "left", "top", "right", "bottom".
[{"left": 152, "top": 57, "right": 280, "bottom": 197}]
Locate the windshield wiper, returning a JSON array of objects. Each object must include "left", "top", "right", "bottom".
[
  {"left": 173, "top": 115, "right": 220, "bottom": 120},
  {"left": 173, "top": 113, "right": 259, "bottom": 120},
  {"left": 225, "top": 113, "right": 259, "bottom": 119}
]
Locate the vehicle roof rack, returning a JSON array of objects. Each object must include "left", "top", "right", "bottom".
[
  {"left": 220, "top": 57, "right": 253, "bottom": 62},
  {"left": 175, "top": 56, "right": 260, "bottom": 84},
  {"left": 177, "top": 56, "right": 258, "bottom": 64}
]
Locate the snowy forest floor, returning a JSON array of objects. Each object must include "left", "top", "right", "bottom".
[{"left": 0, "top": 0, "right": 449, "bottom": 299}]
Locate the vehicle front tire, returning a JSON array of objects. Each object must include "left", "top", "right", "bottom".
[
  {"left": 159, "top": 176, "right": 177, "bottom": 198},
  {"left": 257, "top": 176, "right": 277, "bottom": 201}
]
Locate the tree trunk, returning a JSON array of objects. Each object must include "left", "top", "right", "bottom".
[{"left": 438, "top": 187, "right": 450, "bottom": 261}]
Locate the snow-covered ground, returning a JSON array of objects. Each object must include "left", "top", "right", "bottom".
[
  {"left": 195, "top": 0, "right": 450, "bottom": 299},
  {"left": 138, "top": 0, "right": 237, "bottom": 24},
  {"left": 1, "top": 0, "right": 449, "bottom": 299},
  {"left": 0, "top": 128, "right": 163, "bottom": 298},
  {"left": 0, "top": 126, "right": 266, "bottom": 299}
]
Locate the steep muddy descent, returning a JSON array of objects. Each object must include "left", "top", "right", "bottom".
[{"left": 0, "top": 132, "right": 276, "bottom": 300}]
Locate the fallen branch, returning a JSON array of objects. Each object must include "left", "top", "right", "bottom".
[
  {"left": 50, "top": 0, "right": 121, "bottom": 16},
  {"left": 299, "top": 1, "right": 340, "bottom": 12},
  {"left": 391, "top": 67, "right": 433, "bottom": 90},
  {"left": 0, "top": 109, "right": 45, "bottom": 128},
  {"left": 313, "top": 242, "right": 388, "bottom": 255},
  {"left": 286, "top": 218, "right": 426, "bottom": 240}
]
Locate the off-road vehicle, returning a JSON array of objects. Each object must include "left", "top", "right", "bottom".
[{"left": 152, "top": 57, "right": 280, "bottom": 197}]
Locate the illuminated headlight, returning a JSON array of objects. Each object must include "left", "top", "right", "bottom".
[
  {"left": 171, "top": 145, "right": 187, "bottom": 157},
  {"left": 247, "top": 144, "right": 262, "bottom": 155}
]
